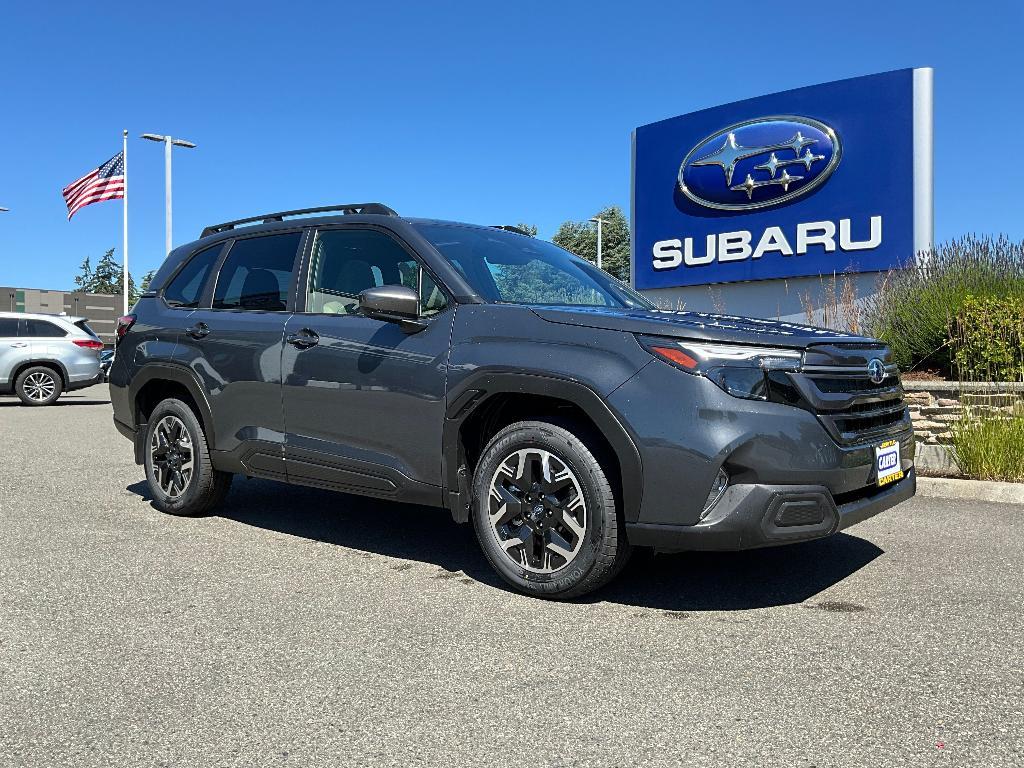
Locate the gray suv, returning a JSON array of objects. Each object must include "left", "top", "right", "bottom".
[
  {"left": 110, "top": 203, "right": 916, "bottom": 598},
  {"left": 0, "top": 312, "right": 104, "bottom": 405}
]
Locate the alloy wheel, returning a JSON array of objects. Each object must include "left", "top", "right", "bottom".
[
  {"left": 23, "top": 371, "right": 56, "bottom": 402},
  {"left": 150, "top": 415, "right": 195, "bottom": 499},
  {"left": 487, "top": 448, "right": 587, "bottom": 574}
]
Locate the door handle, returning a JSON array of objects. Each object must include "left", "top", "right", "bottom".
[
  {"left": 286, "top": 328, "right": 319, "bottom": 349},
  {"left": 10, "top": 342, "right": 28, "bottom": 348},
  {"left": 186, "top": 322, "right": 210, "bottom": 340}
]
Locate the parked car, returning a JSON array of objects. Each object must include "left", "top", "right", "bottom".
[
  {"left": 99, "top": 349, "right": 115, "bottom": 382},
  {"left": 0, "top": 312, "right": 103, "bottom": 406},
  {"left": 109, "top": 203, "right": 916, "bottom": 598}
]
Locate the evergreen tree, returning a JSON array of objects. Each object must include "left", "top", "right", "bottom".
[
  {"left": 552, "top": 205, "right": 631, "bottom": 282},
  {"left": 74, "top": 248, "right": 138, "bottom": 303},
  {"left": 73, "top": 257, "right": 94, "bottom": 292},
  {"left": 140, "top": 270, "right": 157, "bottom": 295},
  {"left": 91, "top": 249, "right": 121, "bottom": 294}
]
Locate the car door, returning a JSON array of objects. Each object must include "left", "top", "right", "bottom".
[
  {"left": 0, "top": 317, "right": 28, "bottom": 389},
  {"left": 22, "top": 317, "right": 68, "bottom": 358},
  {"left": 171, "top": 230, "right": 304, "bottom": 479},
  {"left": 281, "top": 225, "right": 455, "bottom": 505}
]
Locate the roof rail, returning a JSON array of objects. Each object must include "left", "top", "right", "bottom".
[
  {"left": 491, "top": 225, "right": 534, "bottom": 236},
  {"left": 201, "top": 203, "right": 398, "bottom": 238}
]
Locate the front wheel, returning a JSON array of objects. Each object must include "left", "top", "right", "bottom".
[
  {"left": 471, "top": 421, "right": 630, "bottom": 599},
  {"left": 144, "top": 398, "right": 232, "bottom": 516}
]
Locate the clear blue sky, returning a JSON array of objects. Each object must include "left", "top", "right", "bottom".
[{"left": 1, "top": 1, "right": 1021, "bottom": 289}]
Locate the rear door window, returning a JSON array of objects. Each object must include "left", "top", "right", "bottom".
[
  {"left": 0, "top": 318, "right": 18, "bottom": 337},
  {"left": 23, "top": 319, "right": 68, "bottom": 337},
  {"left": 213, "top": 233, "right": 302, "bottom": 311},
  {"left": 164, "top": 244, "right": 223, "bottom": 308}
]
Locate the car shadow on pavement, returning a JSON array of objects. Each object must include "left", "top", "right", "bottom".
[
  {"left": 127, "top": 477, "right": 884, "bottom": 612},
  {"left": 0, "top": 397, "right": 111, "bottom": 407}
]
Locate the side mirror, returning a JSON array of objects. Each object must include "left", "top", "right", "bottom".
[{"left": 358, "top": 285, "right": 426, "bottom": 332}]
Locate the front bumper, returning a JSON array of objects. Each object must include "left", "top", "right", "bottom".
[{"left": 626, "top": 467, "right": 916, "bottom": 552}]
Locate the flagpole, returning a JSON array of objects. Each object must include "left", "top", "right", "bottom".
[{"left": 122, "top": 128, "right": 129, "bottom": 315}]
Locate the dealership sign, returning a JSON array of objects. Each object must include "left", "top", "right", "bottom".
[{"left": 631, "top": 69, "right": 933, "bottom": 289}]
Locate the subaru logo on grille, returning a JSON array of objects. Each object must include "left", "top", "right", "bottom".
[
  {"left": 867, "top": 358, "right": 886, "bottom": 385},
  {"left": 678, "top": 116, "right": 842, "bottom": 211}
]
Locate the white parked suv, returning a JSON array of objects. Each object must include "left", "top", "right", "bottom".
[{"left": 0, "top": 312, "right": 104, "bottom": 406}]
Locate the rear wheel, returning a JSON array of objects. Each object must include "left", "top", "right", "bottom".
[
  {"left": 144, "top": 398, "right": 232, "bottom": 516},
  {"left": 15, "top": 366, "right": 63, "bottom": 406},
  {"left": 471, "top": 421, "right": 631, "bottom": 599}
]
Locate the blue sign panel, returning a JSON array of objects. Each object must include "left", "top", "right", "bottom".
[{"left": 632, "top": 69, "right": 927, "bottom": 289}]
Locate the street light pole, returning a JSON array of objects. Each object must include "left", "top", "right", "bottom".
[
  {"left": 164, "top": 137, "right": 172, "bottom": 258},
  {"left": 140, "top": 133, "right": 197, "bottom": 255},
  {"left": 589, "top": 216, "right": 605, "bottom": 271}
]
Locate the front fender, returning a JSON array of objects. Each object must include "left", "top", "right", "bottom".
[{"left": 441, "top": 370, "right": 645, "bottom": 524}]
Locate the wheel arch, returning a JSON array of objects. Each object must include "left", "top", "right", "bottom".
[
  {"left": 12, "top": 359, "right": 69, "bottom": 390},
  {"left": 129, "top": 363, "right": 216, "bottom": 465},
  {"left": 442, "top": 372, "right": 643, "bottom": 524}
]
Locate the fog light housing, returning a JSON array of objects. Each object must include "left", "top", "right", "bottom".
[{"left": 701, "top": 468, "right": 729, "bottom": 519}]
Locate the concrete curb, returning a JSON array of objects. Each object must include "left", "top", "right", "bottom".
[{"left": 917, "top": 476, "right": 1024, "bottom": 505}]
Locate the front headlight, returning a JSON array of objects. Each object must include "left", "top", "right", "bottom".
[{"left": 639, "top": 338, "right": 803, "bottom": 401}]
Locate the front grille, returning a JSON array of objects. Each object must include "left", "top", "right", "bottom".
[
  {"left": 832, "top": 404, "right": 908, "bottom": 435},
  {"left": 806, "top": 376, "right": 894, "bottom": 395},
  {"left": 795, "top": 370, "right": 909, "bottom": 445}
]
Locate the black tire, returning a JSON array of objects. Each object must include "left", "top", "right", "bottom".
[
  {"left": 144, "top": 398, "right": 232, "bottom": 516},
  {"left": 15, "top": 365, "right": 63, "bottom": 406},
  {"left": 471, "top": 420, "right": 631, "bottom": 599}
]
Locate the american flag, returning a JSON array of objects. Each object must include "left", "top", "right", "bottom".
[{"left": 62, "top": 152, "right": 125, "bottom": 220}]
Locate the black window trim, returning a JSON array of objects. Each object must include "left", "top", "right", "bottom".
[
  {"left": 294, "top": 223, "right": 454, "bottom": 319},
  {"left": 203, "top": 228, "right": 308, "bottom": 314}
]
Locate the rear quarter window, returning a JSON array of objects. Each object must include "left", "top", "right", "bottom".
[
  {"left": 74, "top": 320, "right": 100, "bottom": 339},
  {"left": 164, "top": 244, "right": 224, "bottom": 308}
]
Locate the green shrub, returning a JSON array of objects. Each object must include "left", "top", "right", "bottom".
[
  {"left": 951, "top": 405, "right": 1024, "bottom": 482},
  {"left": 862, "top": 235, "right": 1024, "bottom": 374},
  {"left": 951, "top": 296, "right": 1024, "bottom": 382}
]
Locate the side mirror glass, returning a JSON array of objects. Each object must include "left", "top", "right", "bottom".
[{"left": 358, "top": 285, "right": 425, "bottom": 332}]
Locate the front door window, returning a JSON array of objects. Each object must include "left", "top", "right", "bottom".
[{"left": 306, "top": 229, "right": 447, "bottom": 316}]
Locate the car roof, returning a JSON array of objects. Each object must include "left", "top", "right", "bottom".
[
  {"left": 192, "top": 214, "right": 496, "bottom": 245},
  {"left": 0, "top": 311, "right": 87, "bottom": 324}
]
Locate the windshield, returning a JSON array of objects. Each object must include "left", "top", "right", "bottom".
[{"left": 414, "top": 223, "right": 654, "bottom": 309}]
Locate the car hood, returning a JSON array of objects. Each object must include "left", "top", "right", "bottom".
[{"left": 529, "top": 305, "right": 877, "bottom": 349}]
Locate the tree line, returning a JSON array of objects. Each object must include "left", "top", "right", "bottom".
[{"left": 73, "top": 249, "right": 154, "bottom": 304}]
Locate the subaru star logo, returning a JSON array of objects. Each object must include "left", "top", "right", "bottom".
[
  {"left": 867, "top": 358, "right": 886, "bottom": 385},
  {"left": 678, "top": 116, "right": 842, "bottom": 211}
]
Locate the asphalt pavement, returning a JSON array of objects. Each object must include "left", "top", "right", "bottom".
[{"left": 1, "top": 385, "right": 1022, "bottom": 767}]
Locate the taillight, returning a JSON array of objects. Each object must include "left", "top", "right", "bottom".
[
  {"left": 115, "top": 314, "right": 136, "bottom": 345},
  {"left": 73, "top": 339, "right": 105, "bottom": 351}
]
